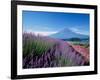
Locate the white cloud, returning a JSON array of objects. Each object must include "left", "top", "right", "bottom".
[
  {"left": 33, "top": 31, "right": 58, "bottom": 36},
  {"left": 70, "top": 27, "right": 89, "bottom": 35},
  {"left": 24, "top": 29, "right": 58, "bottom": 36}
]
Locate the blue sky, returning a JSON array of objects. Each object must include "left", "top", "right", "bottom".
[{"left": 22, "top": 11, "right": 90, "bottom": 36}]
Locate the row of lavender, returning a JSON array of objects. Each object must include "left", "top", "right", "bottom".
[{"left": 23, "top": 32, "right": 89, "bottom": 68}]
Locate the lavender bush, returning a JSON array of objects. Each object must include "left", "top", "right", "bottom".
[{"left": 23, "top": 32, "right": 89, "bottom": 69}]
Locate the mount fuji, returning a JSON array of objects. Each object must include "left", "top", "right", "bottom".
[{"left": 49, "top": 28, "right": 89, "bottom": 39}]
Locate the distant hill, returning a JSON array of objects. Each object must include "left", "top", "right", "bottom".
[{"left": 49, "top": 28, "right": 89, "bottom": 39}]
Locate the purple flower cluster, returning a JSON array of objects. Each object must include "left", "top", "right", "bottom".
[{"left": 23, "top": 32, "right": 89, "bottom": 69}]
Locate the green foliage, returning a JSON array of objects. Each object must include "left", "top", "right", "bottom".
[
  {"left": 69, "top": 38, "right": 81, "bottom": 41},
  {"left": 23, "top": 37, "right": 54, "bottom": 58}
]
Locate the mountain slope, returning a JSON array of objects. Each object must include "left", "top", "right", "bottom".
[{"left": 49, "top": 28, "right": 89, "bottom": 39}]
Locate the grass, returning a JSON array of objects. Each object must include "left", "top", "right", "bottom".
[
  {"left": 68, "top": 41, "right": 89, "bottom": 48},
  {"left": 23, "top": 36, "right": 55, "bottom": 58}
]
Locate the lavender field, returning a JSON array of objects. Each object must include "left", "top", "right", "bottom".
[{"left": 23, "top": 32, "right": 89, "bottom": 69}]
